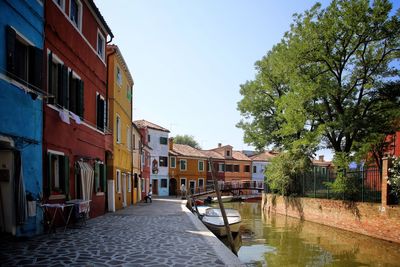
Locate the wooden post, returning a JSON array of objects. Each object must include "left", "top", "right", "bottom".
[
  {"left": 209, "top": 158, "right": 236, "bottom": 255},
  {"left": 381, "top": 157, "right": 390, "bottom": 208}
]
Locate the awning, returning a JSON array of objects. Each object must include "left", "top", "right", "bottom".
[{"left": 77, "top": 161, "right": 94, "bottom": 201}]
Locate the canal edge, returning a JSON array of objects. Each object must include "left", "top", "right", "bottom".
[{"left": 180, "top": 202, "right": 244, "bottom": 267}]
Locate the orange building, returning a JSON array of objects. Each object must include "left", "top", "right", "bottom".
[
  {"left": 210, "top": 144, "right": 252, "bottom": 183},
  {"left": 169, "top": 139, "right": 208, "bottom": 195}
]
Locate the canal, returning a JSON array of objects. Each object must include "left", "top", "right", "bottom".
[{"left": 219, "top": 202, "right": 400, "bottom": 266}]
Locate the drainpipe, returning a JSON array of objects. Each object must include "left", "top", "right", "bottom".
[{"left": 106, "top": 47, "right": 116, "bottom": 131}]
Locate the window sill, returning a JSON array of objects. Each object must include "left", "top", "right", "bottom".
[{"left": 96, "top": 192, "right": 104, "bottom": 196}]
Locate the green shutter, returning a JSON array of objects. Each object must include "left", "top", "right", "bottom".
[
  {"left": 94, "top": 162, "right": 100, "bottom": 192},
  {"left": 101, "top": 164, "right": 106, "bottom": 192},
  {"left": 62, "top": 65, "right": 69, "bottom": 109},
  {"left": 48, "top": 52, "right": 54, "bottom": 104},
  {"left": 64, "top": 156, "right": 70, "bottom": 200},
  {"left": 78, "top": 80, "right": 84, "bottom": 118},
  {"left": 69, "top": 71, "right": 76, "bottom": 113},
  {"left": 6, "top": 25, "right": 16, "bottom": 75},
  {"left": 57, "top": 63, "right": 63, "bottom": 106},
  {"left": 46, "top": 153, "right": 52, "bottom": 196}
]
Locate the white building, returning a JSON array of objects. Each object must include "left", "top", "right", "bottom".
[
  {"left": 134, "top": 120, "right": 170, "bottom": 196},
  {"left": 250, "top": 151, "right": 277, "bottom": 184}
]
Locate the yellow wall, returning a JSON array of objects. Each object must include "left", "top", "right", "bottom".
[{"left": 107, "top": 49, "right": 133, "bottom": 210}]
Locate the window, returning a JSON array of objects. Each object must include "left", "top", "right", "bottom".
[
  {"left": 148, "top": 134, "right": 151, "bottom": 142},
  {"left": 234, "top": 165, "right": 240, "bottom": 172},
  {"left": 253, "top": 165, "right": 257, "bottom": 173},
  {"left": 128, "top": 174, "right": 132, "bottom": 192},
  {"left": 127, "top": 85, "right": 132, "bottom": 101},
  {"left": 161, "top": 179, "right": 168, "bottom": 188},
  {"left": 159, "top": 156, "right": 168, "bottom": 167},
  {"left": 6, "top": 26, "right": 43, "bottom": 91},
  {"left": 54, "top": 0, "right": 65, "bottom": 11},
  {"left": 97, "top": 30, "right": 105, "bottom": 60},
  {"left": 189, "top": 181, "right": 196, "bottom": 194},
  {"left": 226, "top": 150, "right": 230, "bottom": 157},
  {"left": 47, "top": 152, "right": 69, "bottom": 196},
  {"left": 198, "top": 160, "right": 204, "bottom": 171},
  {"left": 96, "top": 93, "right": 106, "bottom": 130},
  {"left": 116, "top": 114, "right": 121, "bottom": 143},
  {"left": 198, "top": 178, "right": 204, "bottom": 190},
  {"left": 48, "top": 52, "right": 84, "bottom": 116},
  {"left": 116, "top": 66, "right": 122, "bottom": 87},
  {"left": 170, "top": 156, "right": 176, "bottom": 168},
  {"left": 218, "top": 163, "right": 225, "bottom": 172},
  {"left": 226, "top": 164, "right": 233, "bottom": 172},
  {"left": 180, "top": 178, "right": 186, "bottom": 187},
  {"left": 160, "top": 137, "right": 168, "bottom": 145},
  {"left": 70, "top": 0, "right": 82, "bottom": 30},
  {"left": 127, "top": 127, "right": 131, "bottom": 150},
  {"left": 244, "top": 165, "right": 250, "bottom": 172},
  {"left": 94, "top": 161, "right": 106, "bottom": 193},
  {"left": 180, "top": 159, "right": 187, "bottom": 171},
  {"left": 116, "top": 170, "right": 121, "bottom": 193}
]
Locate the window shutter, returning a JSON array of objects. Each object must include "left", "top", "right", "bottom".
[
  {"left": 57, "top": 63, "right": 63, "bottom": 106},
  {"left": 78, "top": 80, "right": 84, "bottom": 117},
  {"left": 69, "top": 71, "right": 76, "bottom": 113},
  {"left": 94, "top": 162, "right": 100, "bottom": 192},
  {"left": 62, "top": 65, "right": 69, "bottom": 109},
  {"left": 28, "top": 46, "right": 43, "bottom": 91},
  {"left": 6, "top": 25, "right": 16, "bottom": 75},
  {"left": 48, "top": 52, "right": 54, "bottom": 104},
  {"left": 63, "top": 156, "right": 70, "bottom": 200},
  {"left": 46, "top": 153, "right": 52, "bottom": 196},
  {"left": 101, "top": 164, "right": 106, "bottom": 192}
]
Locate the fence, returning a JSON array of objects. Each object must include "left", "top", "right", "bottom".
[{"left": 266, "top": 167, "right": 382, "bottom": 203}]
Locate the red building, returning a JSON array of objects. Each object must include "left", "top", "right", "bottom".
[
  {"left": 43, "top": 0, "right": 113, "bottom": 218},
  {"left": 201, "top": 150, "right": 226, "bottom": 184},
  {"left": 135, "top": 123, "right": 151, "bottom": 199}
]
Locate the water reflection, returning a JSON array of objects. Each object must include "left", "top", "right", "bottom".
[{"left": 222, "top": 202, "right": 400, "bottom": 267}]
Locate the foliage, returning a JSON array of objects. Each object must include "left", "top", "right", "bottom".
[
  {"left": 173, "top": 134, "right": 201, "bottom": 149},
  {"left": 265, "top": 150, "right": 312, "bottom": 195},
  {"left": 388, "top": 156, "right": 400, "bottom": 197},
  {"left": 237, "top": 0, "right": 400, "bottom": 161},
  {"left": 325, "top": 153, "right": 360, "bottom": 198}
]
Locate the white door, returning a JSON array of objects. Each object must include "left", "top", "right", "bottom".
[
  {"left": 107, "top": 180, "right": 115, "bottom": 212},
  {"left": 122, "top": 173, "right": 127, "bottom": 207}
]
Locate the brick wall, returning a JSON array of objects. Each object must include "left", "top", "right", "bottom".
[{"left": 262, "top": 193, "right": 400, "bottom": 244}]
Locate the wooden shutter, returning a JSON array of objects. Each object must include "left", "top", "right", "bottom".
[
  {"left": 96, "top": 95, "right": 104, "bottom": 130},
  {"left": 28, "top": 46, "right": 43, "bottom": 90},
  {"left": 94, "top": 162, "right": 100, "bottom": 192},
  {"left": 77, "top": 80, "right": 84, "bottom": 117},
  {"left": 101, "top": 164, "right": 106, "bottom": 192},
  {"left": 6, "top": 25, "right": 16, "bottom": 76},
  {"left": 57, "top": 63, "right": 63, "bottom": 106},
  {"left": 48, "top": 52, "right": 54, "bottom": 104},
  {"left": 69, "top": 71, "right": 77, "bottom": 114},
  {"left": 63, "top": 156, "right": 70, "bottom": 200},
  {"left": 62, "top": 65, "right": 69, "bottom": 109}
]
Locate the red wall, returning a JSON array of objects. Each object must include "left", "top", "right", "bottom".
[{"left": 43, "top": 0, "right": 109, "bottom": 218}]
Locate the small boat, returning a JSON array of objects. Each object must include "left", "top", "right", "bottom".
[
  {"left": 202, "top": 208, "right": 241, "bottom": 236},
  {"left": 211, "top": 195, "right": 233, "bottom": 203},
  {"left": 194, "top": 205, "right": 210, "bottom": 218}
]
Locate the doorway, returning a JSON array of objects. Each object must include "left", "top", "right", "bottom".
[
  {"left": 189, "top": 180, "right": 196, "bottom": 194},
  {"left": 152, "top": 179, "right": 158, "bottom": 195},
  {"left": 122, "top": 173, "right": 127, "bottom": 208},
  {"left": 169, "top": 178, "right": 177, "bottom": 196}
]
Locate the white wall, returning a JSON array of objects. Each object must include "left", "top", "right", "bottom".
[
  {"left": 252, "top": 161, "right": 270, "bottom": 181},
  {"left": 148, "top": 128, "right": 169, "bottom": 196}
]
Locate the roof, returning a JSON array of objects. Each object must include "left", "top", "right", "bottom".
[
  {"left": 312, "top": 160, "right": 332, "bottom": 167},
  {"left": 200, "top": 150, "right": 225, "bottom": 160},
  {"left": 88, "top": 0, "right": 113, "bottom": 38},
  {"left": 251, "top": 151, "right": 278, "bottom": 161},
  {"left": 133, "top": 120, "right": 170, "bottom": 133},
  {"left": 171, "top": 144, "right": 207, "bottom": 158},
  {"left": 107, "top": 45, "right": 134, "bottom": 85},
  {"left": 232, "top": 151, "right": 251, "bottom": 161}
]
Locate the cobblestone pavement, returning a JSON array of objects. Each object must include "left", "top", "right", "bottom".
[{"left": 0, "top": 197, "right": 242, "bottom": 267}]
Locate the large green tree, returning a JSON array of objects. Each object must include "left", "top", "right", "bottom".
[
  {"left": 238, "top": 0, "right": 400, "bottom": 160},
  {"left": 173, "top": 134, "right": 201, "bottom": 149}
]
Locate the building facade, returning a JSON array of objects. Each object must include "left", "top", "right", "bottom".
[
  {"left": 136, "top": 124, "right": 151, "bottom": 200},
  {"left": 169, "top": 140, "right": 208, "bottom": 196},
  {"left": 250, "top": 151, "right": 277, "bottom": 183},
  {"left": 106, "top": 45, "right": 133, "bottom": 211},
  {"left": 0, "top": 0, "right": 44, "bottom": 237},
  {"left": 132, "top": 123, "right": 141, "bottom": 203},
  {"left": 43, "top": 0, "right": 113, "bottom": 217},
  {"left": 134, "top": 120, "right": 170, "bottom": 196}
]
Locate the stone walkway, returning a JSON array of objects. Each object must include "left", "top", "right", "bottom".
[{"left": 0, "top": 197, "right": 243, "bottom": 266}]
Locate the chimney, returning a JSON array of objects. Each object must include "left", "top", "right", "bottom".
[
  {"left": 169, "top": 137, "right": 174, "bottom": 151},
  {"left": 218, "top": 143, "right": 222, "bottom": 148},
  {"left": 319, "top": 155, "right": 324, "bottom": 162}
]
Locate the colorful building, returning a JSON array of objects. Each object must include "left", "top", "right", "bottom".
[
  {"left": 201, "top": 150, "right": 225, "bottom": 184},
  {"left": 210, "top": 144, "right": 252, "bottom": 183},
  {"left": 136, "top": 123, "right": 151, "bottom": 199},
  {"left": 169, "top": 139, "right": 208, "bottom": 195},
  {"left": 250, "top": 151, "right": 277, "bottom": 183},
  {"left": 43, "top": 0, "right": 113, "bottom": 217},
  {"left": 134, "top": 120, "right": 170, "bottom": 196},
  {"left": 132, "top": 123, "right": 141, "bottom": 203},
  {"left": 106, "top": 45, "right": 134, "bottom": 211},
  {"left": 0, "top": 0, "right": 44, "bottom": 237}
]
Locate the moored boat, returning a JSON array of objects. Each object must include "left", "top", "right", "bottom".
[
  {"left": 202, "top": 208, "right": 241, "bottom": 236},
  {"left": 211, "top": 195, "right": 233, "bottom": 203}
]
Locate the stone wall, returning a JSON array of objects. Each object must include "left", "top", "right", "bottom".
[{"left": 262, "top": 193, "right": 400, "bottom": 244}]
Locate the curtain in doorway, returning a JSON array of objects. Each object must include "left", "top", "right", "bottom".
[
  {"left": 77, "top": 161, "right": 94, "bottom": 201},
  {"left": 14, "top": 151, "right": 27, "bottom": 225}
]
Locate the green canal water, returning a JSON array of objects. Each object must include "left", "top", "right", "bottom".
[{"left": 220, "top": 202, "right": 400, "bottom": 267}]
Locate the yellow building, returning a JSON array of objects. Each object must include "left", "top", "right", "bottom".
[
  {"left": 107, "top": 45, "right": 134, "bottom": 211},
  {"left": 169, "top": 139, "right": 208, "bottom": 196}
]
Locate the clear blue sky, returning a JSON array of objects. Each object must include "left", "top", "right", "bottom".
[{"left": 96, "top": 0, "right": 399, "bottom": 160}]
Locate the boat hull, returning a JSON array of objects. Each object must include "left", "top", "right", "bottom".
[{"left": 203, "top": 221, "right": 241, "bottom": 236}]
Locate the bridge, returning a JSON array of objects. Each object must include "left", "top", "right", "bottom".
[{"left": 189, "top": 180, "right": 265, "bottom": 198}]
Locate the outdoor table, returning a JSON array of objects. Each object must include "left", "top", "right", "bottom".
[{"left": 40, "top": 203, "right": 74, "bottom": 234}]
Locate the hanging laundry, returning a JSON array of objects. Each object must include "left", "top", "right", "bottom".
[
  {"left": 70, "top": 111, "right": 81, "bottom": 124},
  {"left": 59, "top": 109, "right": 70, "bottom": 124}
]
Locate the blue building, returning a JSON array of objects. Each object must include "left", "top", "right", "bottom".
[{"left": 0, "top": 0, "right": 44, "bottom": 236}]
